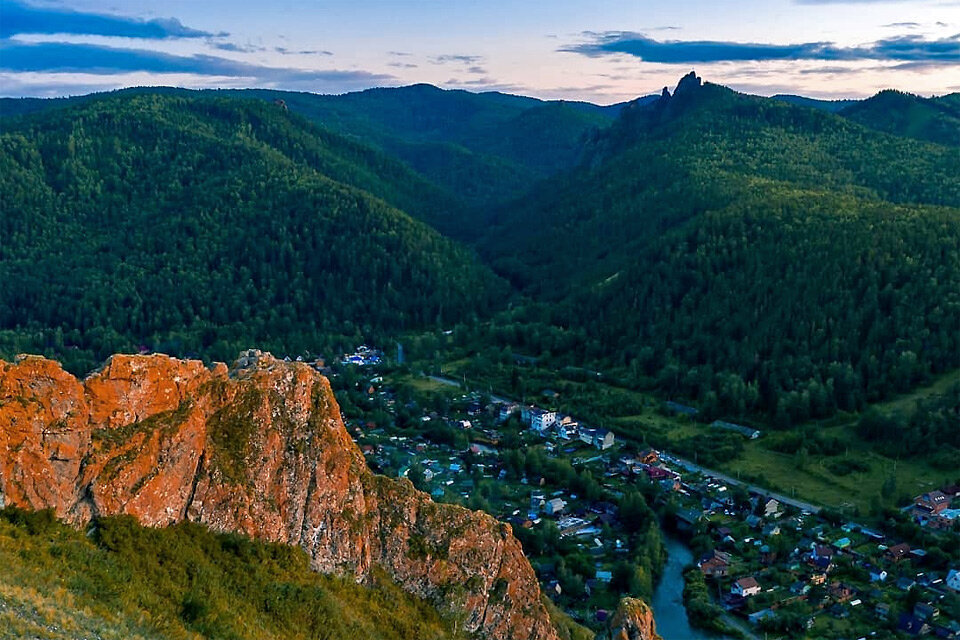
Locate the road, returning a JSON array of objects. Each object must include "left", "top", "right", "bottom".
[
  {"left": 427, "top": 375, "right": 513, "bottom": 404},
  {"left": 671, "top": 456, "right": 822, "bottom": 514},
  {"left": 428, "top": 374, "right": 823, "bottom": 513}
]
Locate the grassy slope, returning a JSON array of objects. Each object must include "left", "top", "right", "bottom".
[{"left": 0, "top": 508, "right": 464, "bottom": 640}]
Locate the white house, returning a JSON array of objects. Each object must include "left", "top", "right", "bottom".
[
  {"left": 530, "top": 408, "right": 557, "bottom": 433},
  {"left": 579, "top": 428, "right": 596, "bottom": 445},
  {"left": 732, "top": 576, "right": 761, "bottom": 597},
  {"left": 545, "top": 497, "right": 567, "bottom": 516}
]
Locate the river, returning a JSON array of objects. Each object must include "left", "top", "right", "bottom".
[{"left": 651, "top": 534, "right": 738, "bottom": 640}]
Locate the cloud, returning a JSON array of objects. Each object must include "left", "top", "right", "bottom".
[
  {"left": 0, "top": 41, "right": 391, "bottom": 89},
  {"left": 211, "top": 42, "right": 264, "bottom": 53},
  {"left": 1, "top": 0, "right": 221, "bottom": 40},
  {"left": 882, "top": 22, "right": 922, "bottom": 28},
  {"left": 388, "top": 62, "right": 418, "bottom": 69},
  {"left": 562, "top": 31, "right": 960, "bottom": 64},
  {"left": 430, "top": 54, "right": 483, "bottom": 65},
  {"left": 275, "top": 47, "right": 333, "bottom": 56}
]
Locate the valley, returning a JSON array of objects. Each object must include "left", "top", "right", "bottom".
[{"left": 2, "top": 70, "right": 959, "bottom": 639}]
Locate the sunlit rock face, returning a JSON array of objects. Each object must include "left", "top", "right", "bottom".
[{"left": 0, "top": 352, "right": 559, "bottom": 640}]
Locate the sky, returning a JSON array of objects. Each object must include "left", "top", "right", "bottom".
[{"left": 1, "top": 0, "right": 958, "bottom": 103}]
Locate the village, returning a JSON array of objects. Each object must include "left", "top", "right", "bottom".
[{"left": 325, "top": 347, "right": 960, "bottom": 639}]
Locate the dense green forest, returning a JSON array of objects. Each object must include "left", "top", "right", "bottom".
[
  {"left": 839, "top": 89, "right": 960, "bottom": 147},
  {"left": 470, "top": 75, "right": 960, "bottom": 424},
  {"left": 217, "top": 85, "right": 619, "bottom": 212},
  {"left": 1, "top": 78, "right": 958, "bottom": 425},
  {"left": 0, "top": 94, "right": 507, "bottom": 373},
  {"left": 0, "top": 507, "right": 465, "bottom": 640}
]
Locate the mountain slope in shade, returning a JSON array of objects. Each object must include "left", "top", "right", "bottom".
[
  {"left": 0, "top": 352, "right": 561, "bottom": 640},
  {"left": 838, "top": 89, "right": 960, "bottom": 146},
  {"left": 219, "top": 85, "right": 621, "bottom": 215},
  {"left": 0, "top": 93, "right": 507, "bottom": 373},
  {"left": 771, "top": 94, "right": 858, "bottom": 112}
]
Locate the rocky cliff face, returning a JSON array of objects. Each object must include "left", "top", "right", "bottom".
[
  {"left": 608, "top": 598, "right": 661, "bottom": 640},
  {"left": 0, "top": 352, "right": 559, "bottom": 640}
]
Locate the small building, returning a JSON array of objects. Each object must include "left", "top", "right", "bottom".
[
  {"left": 699, "top": 550, "right": 732, "bottom": 578},
  {"left": 732, "top": 576, "right": 761, "bottom": 597},
  {"left": 914, "top": 602, "right": 939, "bottom": 621},
  {"left": 915, "top": 490, "right": 950, "bottom": 515},
  {"left": 545, "top": 498, "right": 567, "bottom": 516},
  {"left": 710, "top": 420, "right": 761, "bottom": 439},
  {"left": 593, "top": 428, "right": 615, "bottom": 450},
  {"left": 529, "top": 408, "right": 558, "bottom": 433},
  {"left": 947, "top": 569, "right": 960, "bottom": 592},
  {"left": 638, "top": 448, "right": 659, "bottom": 465},
  {"left": 763, "top": 498, "right": 780, "bottom": 517},
  {"left": 497, "top": 402, "right": 519, "bottom": 422},
  {"left": 665, "top": 401, "right": 699, "bottom": 417},
  {"left": 886, "top": 543, "right": 911, "bottom": 563}
]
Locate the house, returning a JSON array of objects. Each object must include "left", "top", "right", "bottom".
[
  {"left": 897, "top": 577, "right": 917, "bottom": 591},
  {"left": 914, "top": 602, "right": 940, "bottom": 621},
  {"left": 579, "top": 428, "right": 596, "bottom": 445},
  {"left": 869, "top": 567, "right": 889, "bottom": 582},
  {"left": 593, "top": 428, "right": 615, "bottom": 450},
  {"left": 915, "top": 490, "right": 950, "bottom": 516},
  {"left": 699, "top": 550, "right": 732, "bottom": 578},
  {"left": 596, "top": 570, "right": 613, "bottom": 583},
  {"left": 898, "top": 613, "right": 932, "bottom": 636},
  {"left": 710, "top": 420, "right": 761, "bottom": 439},
  {"left": 886, "top": 543, "right": 911, "bottom": 563},
  {"left": 947, "top": 569, "right": 960, "bottom": 592},
  {"left": 529, "top": 408, "right": 557, "bottom": 433},
  {"left": 732, "top": 576, "right": 761, "bottom": 597},
  {"left": 545, "top": 498, "right": 566, "bottom": 516},
  {"left": 748, "top": 609, "right": 776, "bottom": 625},
  {"left": 763, "top": 498, "right": 780, "bottom": 517},
  {"left": 833, "top": 537, "right": 851, "bottom": 550},
  {"left": 876, "top": 602, "right": 891, "bottom": 619},
  {"left": 638, "top": 448, "right": 659, "bottom": 465},
  {"left": 554, "top": 422, "right": 577, "bottom": 440},
  {"left": 828, "top": 582, "right": 854, "bottom": 603}
]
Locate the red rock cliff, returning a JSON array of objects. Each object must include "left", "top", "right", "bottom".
[{"left": 0, "top": 352, "right": 559, "bottom": 640}]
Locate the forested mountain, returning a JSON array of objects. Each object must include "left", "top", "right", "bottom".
[
  {"left": 771, "top": 94, "right": 858, "bottom": 112},
  {"left": 218, "top": 85, "right": 621, "bottom": 215},
  {"left": 3, "top": 85, "right": 622, "bottom": 234},
  {"left": 1, "top": 76, "right": 957, "bottom": 420},
  {"left": 476, "top": 73, "right": 960, "bottom": 423},
  {"left": 0, "top": 93, "right": 507, "bottom": 373},
  {"left": 838, "top": 89, "right": 960, "bottom": 146}
]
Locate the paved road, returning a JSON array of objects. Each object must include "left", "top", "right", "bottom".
[
  {"left": 671, "top": 456, "right": 822, "bottom": 514},
  {"left": 427, "top": 375, "right": 513, "bottom": 404}
]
